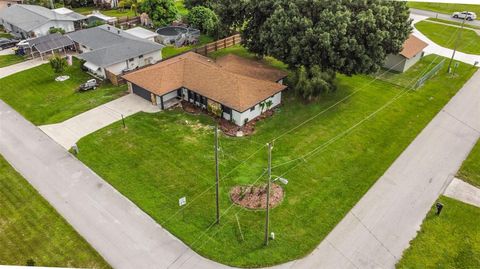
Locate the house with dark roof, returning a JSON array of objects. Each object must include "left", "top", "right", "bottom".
[
  {"left": 384, "top": 34, "right": 429, "bottom": 72},
  {"left": 0, "top": 4, "right": 85, "bottom": 38},
  {"left": 123, "top": 52, "right": 288, "bottom": 126},
  {"left": 67, "top": 25, "right": 164, "bottom": 84}
]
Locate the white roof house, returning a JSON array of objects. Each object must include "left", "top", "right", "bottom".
[
  {"left": 0, "top": 4, "right": 85, "bottom": 38},
  {"left": 125, "top": 27, "right": 159, "bottom": 42},
  {"left": 67, "top": 25, "right": 164, "bottom": 84}
]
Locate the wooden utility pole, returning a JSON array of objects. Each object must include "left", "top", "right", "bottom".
[
  {"left": 264, "top": 142, "right": 272, "bottom": 246},
  {"left": 215, "top": 125, "right": 220, "bottom": 224},
  {"left": 448, "top": 16, "right": 466, "bottom": 72}
]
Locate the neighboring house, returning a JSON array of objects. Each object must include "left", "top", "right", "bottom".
[
  {"left": 384, "top": 34, "right": 428, "bottom": 72},
  {"left": 0, "top": 4, "right": 86, "bottom": 38},
  {"left": 0, "top": 0, "right": 22, "bottom": 10},
  {"left": 123, "top": 52, "right": 288, "bottom": 126},
  {"left": 67, "top": 25, "right": 164, "bottom": 85},
  {"left": 19, "top": 32, "right": 75, "bottom": 59},
  {"left": 125, "top": 27, "right": 159, "bottom": 43},
  {"left": 86, "top": 11, "right": 117, "bottom": 25}
]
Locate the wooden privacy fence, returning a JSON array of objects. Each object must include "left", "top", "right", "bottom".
[{"left": 193, "top": 34, "right": 242, "bottom": 56}]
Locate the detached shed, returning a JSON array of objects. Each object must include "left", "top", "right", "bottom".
[{"left": 384, "top": 34, "right": 428, "bottom": 73}]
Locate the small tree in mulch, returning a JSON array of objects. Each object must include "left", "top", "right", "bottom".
[{"left": 49, "top": 54, "right": 67, "bottom": 75}]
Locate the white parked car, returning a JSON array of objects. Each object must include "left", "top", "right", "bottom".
[{"left": 452, "top": 11, "right": 477, "bottom": 21}]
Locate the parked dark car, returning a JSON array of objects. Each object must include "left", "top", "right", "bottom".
[{"left": 0, "top": 38, "right": 19, "bottom": 50}]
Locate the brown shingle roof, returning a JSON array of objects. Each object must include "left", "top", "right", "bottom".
[
  {"left": 399, "top": 34, "right": 428, "bottom": 59},
  {"left": 215, "top": 54, "right": 288, "bottom": 82},
  {"left": 123, "top": 52, "right": 287, "bottom": 112}
]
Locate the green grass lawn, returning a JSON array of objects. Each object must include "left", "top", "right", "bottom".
[
  {"left": 0, "top": 54, "right": 26, "bottom": 68},
  {"left": 162, "top": 35, "right": 214, "bottom": 59},
  {"left": 427, "top": 17, "right": 480, "bottom": 30},
  {"left": 0, "top": 60, "right": 126, "bottom": 125},
  {"left": 209, "top": 45, "right": 288, "bottom": 71},
  {"left": 408, "top": 2, "right": 480, "bottom": 19},
  {"left": 75, "top": 49, "right": 476, "bottom": 267},
  {"left": 376, "top": 55, "right": 445, "bottom": 89},
  {"left": 457, "top": 140, "right": 480, "bottom": 188},
  {"left": 0, "top": 32, "right": 13, "bottom": 38},
  {"left": 74, "top": 7, "right": 136, "bottom": 17},
  {"left": 397, "top": 196, "right": 480, "bottom": 268},
  {"left": 0, "top": 154, "right": 110, "bottom": 268},
  {"left": 415, "top": 21, "right": 480, "bottom": 55}
]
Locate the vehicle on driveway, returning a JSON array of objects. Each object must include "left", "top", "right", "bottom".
[
  {"left": 452, "top": 11, "right": 477, "bottom": 21},
  {"left": 77, "top": 79, "right": 99, "bottom": 92},
  {"left": 0, "top": 38, "right": 19, "bottom": 50}
]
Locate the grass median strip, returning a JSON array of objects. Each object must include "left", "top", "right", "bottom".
[
  {"left": 457, "top": 140, "right": 480, "bottom": 188},
  {"left": 75, "top": 50, "right": 476, "bottom": 267},
  {"left": 397, "top": 196, "right": 480, "bottom": 268},
  {"left": 0, "top": 154, "right": 110, "bottom": 268},
  {"left": 415, "top": 20, "right": 480, "bottom": 55},
  {"left": 0, "top": 54, "right": 26, "bottom": 68}
]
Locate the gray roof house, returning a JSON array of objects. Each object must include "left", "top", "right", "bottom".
[
  {"left": 0, "top": 4, "right": 86, "bottom": 38},
  {"left": 67, "top": 25, "right": 164, "bottom": 85}
]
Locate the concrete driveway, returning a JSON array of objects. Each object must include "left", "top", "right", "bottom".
[
  {"left": 40, "top": 94, "right": 160, "bottom": 149},
  {"left": 0, "top": 58, "right": 47, "bottom": 79}
]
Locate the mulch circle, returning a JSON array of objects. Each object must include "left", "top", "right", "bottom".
[{"left": 230, "top": 183, "right": 284, "bottom": 210}]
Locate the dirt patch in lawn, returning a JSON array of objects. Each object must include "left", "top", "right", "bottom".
[{"left": 230, "top": 183, "right": 284, "bottom": 209}]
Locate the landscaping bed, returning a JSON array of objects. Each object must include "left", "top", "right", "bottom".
[
  {"left": 230, "top": 184, "right": 284, "bottom": 210},
  {"left": 0, "top": 59, "right": 126, "bottom": 125},
  {"left": 75, "top": 53, "right": 477, "bottom": 267},
  {"left": 0, "top": 154, "right": 109, "bottom": 268}
]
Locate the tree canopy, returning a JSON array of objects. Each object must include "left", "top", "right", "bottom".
[
  {"left": 141, "top": 0, "right": 178, "bottom": 27},
  {"left": 187, "top": 6, "right": 219, "bottom": 36},
  {"left": 242, "top": 0, "right": 412, "bottom": 76}
]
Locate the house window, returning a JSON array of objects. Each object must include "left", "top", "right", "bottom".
[
  {"left": 250, "top": 106, "right": 255, "bottom": 112},
  {"left": 129, "top": 58, "right": 134, "bottom": 62},
  {"left": 222, "top": 105, "right": 231, "bottom": 114},
  {"left": 139, "top": 55, "right": 143, "bottom": 59}
]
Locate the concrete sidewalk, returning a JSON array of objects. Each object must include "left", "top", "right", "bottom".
[
  {"left": 39, "top": 94, "right": 160, "bottom": 149},
  {"left": 283, "top": 70, "right": 480, "bottom": 268},
  {"left": 0, "top": 58, "right": 47, "bottom": 79},
  {"left": 444, "top": 178, "right": 480, "bottom": 207},
  {"left": 0, "top": 100, "right": 226, "bottom": 269},
  {"left": 411, "top": 14, "right": 480, "bottom": 65}
]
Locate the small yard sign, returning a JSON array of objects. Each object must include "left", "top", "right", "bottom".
[{"left": 179, "top": 196, "right": 186, "bottom": 207}]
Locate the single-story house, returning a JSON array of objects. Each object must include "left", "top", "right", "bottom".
[
  {"left": 383, "top": 34, "right": 428, "bottom": 73},
  {"left": 86, "top": 11, "right": 117, "bottom": 25},
  {"left": 19, "top": 32, "right": 75, "bottom": 59},
  {"left": 125, "top": 27, "right": 159, "bottom": 43},
  {"left": 0, "top": 4, "right": 86, "bottom": 38},
  {"left": 123, "top": 52, "right": 288, "bottom": 126},
  {"left": 67, "top": 24, "right": 164, "bottom": 84}
]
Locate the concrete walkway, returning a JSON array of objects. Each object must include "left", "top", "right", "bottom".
[
  {"left": 0, "top": 58, "right": 47, "bottom": 79},
  {"left": 411, "top": 14, "right": 480, "bottom": 65},
  {"left": 425, "top": 19, "right": 480, "bottom": 36},
  {"left": 283, "top": 70, "right": 480, "bottom": 268},
  {"left": 39, "top": 94, "right": 160, "bottom": 149},
  {"left": 0, "top": 100, "right": 226, "bottom": 269},
  {"left": 444, "top": 178, "right": 480, "bottom": 207}
]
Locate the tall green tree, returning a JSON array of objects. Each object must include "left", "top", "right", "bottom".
[
  {"left": 141, "top": 0, "right": 178, "bottom": 27},
  {"left": 184, "top": 0, "right": 214, "bottom": 9},
  {"left": 243, "top": 0, "right": 412, "bottom": 76},
  {"left": 214, "top": 0, "right": 249, "bottom": 37},
  {"left": 49, "top": 55, "right": 67, "bottom": 74},
  {"left": 187, "top": 6, "right": 219, "bottom": 36}
]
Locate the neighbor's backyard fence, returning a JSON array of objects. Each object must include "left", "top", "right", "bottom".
[
  {"left": 414, "top": 59, "right": 446, "bottom": 89},
  {"left": 193, "top": 34, "right": 242, "bottom": 56}
]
